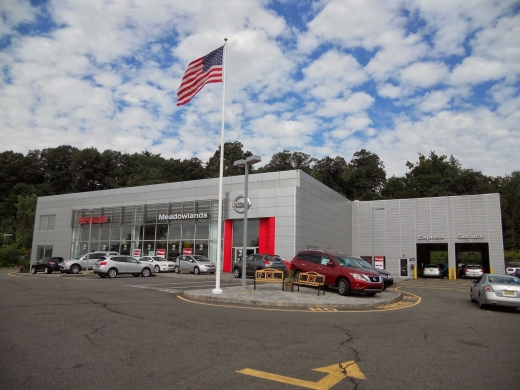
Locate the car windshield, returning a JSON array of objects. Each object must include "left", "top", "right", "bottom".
[
  {"left": 193, "top": 255, "right": 210, "bottom": 262},
  {"left": 488, "top": 276, "right": 520, "bottom": 285},
  {"left": 335, "top": 256, "right": 363, "bottom": 268},
  {"left": 350, "top": 257, "right": 374, "bottom": 269},
  {"left": 152, "top": 257, "right": 164, "bottom": 261}
]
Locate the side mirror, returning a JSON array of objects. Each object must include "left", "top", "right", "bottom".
[{"left": 327, "top": 261, "right": 335, "bottom": 267}]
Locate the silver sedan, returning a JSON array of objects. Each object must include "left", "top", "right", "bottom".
[{"left": 470, "top": 274, "right": 520, "bottom": 309}]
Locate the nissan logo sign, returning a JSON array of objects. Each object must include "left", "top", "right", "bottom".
[
  {"left": 232, "top": 195, "right": 251, "bottom": 214},
  {"left": 458, "top": 234, "right": 484, "bottom": 239}
]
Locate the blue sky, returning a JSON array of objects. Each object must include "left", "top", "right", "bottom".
[{"left": 0, "top": 0, "right": 519, "bottom": 178}]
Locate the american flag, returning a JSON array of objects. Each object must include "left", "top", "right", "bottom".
[{"left": 177, "top": 46, "right": 224, "bottom": 106}]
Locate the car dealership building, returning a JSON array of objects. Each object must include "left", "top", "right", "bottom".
[{"left": 31, "top": 170, "right": 504, "bottom": 276}]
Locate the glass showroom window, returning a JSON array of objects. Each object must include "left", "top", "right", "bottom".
[{"left": 39, "top": 215, "right": 56, "bottom": 231}]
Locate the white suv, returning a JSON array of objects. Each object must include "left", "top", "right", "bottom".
[
  {"left": 505, "top": 262, "right": 520, "bottom": 275},
  {"left": 60, "top": 251, "right": 118, "bottom": 274},
  {"left": 93, "top": 255, "right": 154, "bottom": 278}
]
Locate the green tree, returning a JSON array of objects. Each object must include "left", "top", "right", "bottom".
[
  {"left": 259, "top": 150, "right": 315, "bottom": 174},
  {"left": 344, "top": 149, "right": 386, "bottom": 200},
  {"left": 205, "top": 141, "right": 253, "bottom": 178}
]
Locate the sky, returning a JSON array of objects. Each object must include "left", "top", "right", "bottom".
[{"left": 0, "top": 0, "right": 519, "bottom": 179}]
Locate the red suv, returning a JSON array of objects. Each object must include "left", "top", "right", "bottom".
[{"left": 290, "top": 250, "right": 384, "bottom": 296}]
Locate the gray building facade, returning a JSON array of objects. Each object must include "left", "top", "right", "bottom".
[{"left": 31, "top": 170, "right": 503, "bottom": 276}]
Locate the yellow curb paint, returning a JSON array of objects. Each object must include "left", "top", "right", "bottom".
[{"left": 237, "top": 361, "right": 365, "bottom": 389}]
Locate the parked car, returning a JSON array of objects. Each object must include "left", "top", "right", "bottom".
[
  {"left": 174, "top": 255, "right": 216, "bottom": 274},
  {"left": 470, "top": 274, "right": 520, "bottom": 309},
  {"left": 459, "top": 264, "right": 484, "bottom": 278},
  {"left": 290, "top": 250, "right": 383, "bottom": 296},
  {"left": 513, "top": 269, "right": 520, "bottom": 278},
  {"left": 350, "top": 257, "right": 393, "bottom": 290},
  {"left": 505, "top": 262, "right": 520, "bottom": 275},
  {"left": 93, "top": 255, "right": 154, "bottom": 278},
  {"left": 31, "top": 257, "right": 64, "bottom": 274},
  {"left": 423, "top": 264, "right": 444, "bottom": 278},
  {"left": 232, "top": 253, "right": 287, "bottom": 278},
  {"left": 60, "top": 251, "right": 118, "bottom": 274},
  {"left": 139, "top": 256, "right": 175, "bottom": 273}
]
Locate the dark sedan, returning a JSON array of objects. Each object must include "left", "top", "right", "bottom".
[
  {"left": 232, "top": 253, "right": 287, "bottom": 278},
  {"left": 351, "top": 257, "right": 394, "bottom": 290},
  {"left": 31, "top": 257, "right": 64, "bottom": 274}
]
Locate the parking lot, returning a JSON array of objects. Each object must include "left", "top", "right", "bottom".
[{"left": 1, "top": 269, "right": 519, "bottom": 389}]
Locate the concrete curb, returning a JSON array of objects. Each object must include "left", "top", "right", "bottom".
[{"left": 183, "top": 286, "right": 402, "bottom": 309}]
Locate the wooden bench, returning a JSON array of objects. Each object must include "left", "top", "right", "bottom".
[
  {"left": 295, "top": 271, "right": 326, "bottom": 296},
  {"left": 254, "top": 268, "right": 285, "bottom": 291}
]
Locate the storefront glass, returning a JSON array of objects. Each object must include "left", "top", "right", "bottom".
[{"left": 71, "top": 200, "right": 221, "bottom": 265}]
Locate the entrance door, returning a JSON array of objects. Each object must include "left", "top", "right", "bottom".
[
  {"left": 400, "top": 258, "right": 409, "bottom": 277},
  {"left": 233, "top": 247, "right": 257, "bottom": 264}
]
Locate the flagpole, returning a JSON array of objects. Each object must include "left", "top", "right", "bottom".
[{"left": 212, "top": 37, "right": 227, "bottom": 295}]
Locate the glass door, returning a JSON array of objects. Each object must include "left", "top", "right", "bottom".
[{"left": 233, "top": 247, "right": 258, "bottom": 263}]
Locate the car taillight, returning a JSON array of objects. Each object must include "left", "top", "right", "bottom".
[
  {"left": 99, "top": 261, "right": 108, "bottom": 266},
  {"left": 485, "top": 286, "right": 494, "bottom": 292},
  {"left": 264, "top": 260, "right": 271, "bottom": 265}
]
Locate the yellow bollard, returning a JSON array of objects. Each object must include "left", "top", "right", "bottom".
[
  {"left": 414, "top": 265, "right": 417, "bottom": 279},
  {"left": 490, "top": 267, "right": 493, "bottom": 274},
  {"left": 453, "top": 267, "right": 457, "bottom": 280}
]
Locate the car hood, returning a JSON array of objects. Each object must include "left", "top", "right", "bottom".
[{"left": 375, "top": 269, "right": 391, "bottom": 276}]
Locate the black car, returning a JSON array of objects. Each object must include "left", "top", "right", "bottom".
[
  {"left": 351, "top": 257, "right": 394, "bottom": 290},
  {"left": 233, "top": 253, "right": 287, "bottom": 278},
  {"left": 31, "top": 257, "right": 64, "bottom": 274}
]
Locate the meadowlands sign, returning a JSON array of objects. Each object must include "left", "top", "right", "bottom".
[{"left": 158, "top": 213, "right": 208, "bottom": 221}]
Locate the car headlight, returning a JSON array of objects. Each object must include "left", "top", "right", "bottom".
[{"left": 352, "top": 273, "right": 370, "bottom": 282}]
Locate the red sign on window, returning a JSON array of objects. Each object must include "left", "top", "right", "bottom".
[
  {"left": 183, "top": 248, "right": 192, "bottom": 255},
  {"left": 133, "top": 249, "right": 141, "bottom": 257},
  {"left": 78, "top": 216, "right": 108, "bottom": 225},
  {"left": 157, "top": 249, "right": 166, "bottom": 258}
]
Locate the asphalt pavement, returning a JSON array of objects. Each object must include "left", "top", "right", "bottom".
[{"left": 11, "top": 269, "right": 404, "bottom": 309}]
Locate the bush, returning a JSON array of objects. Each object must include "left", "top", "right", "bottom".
[{"left": 0, "top": 245, "right": 22, "bottom": 267}]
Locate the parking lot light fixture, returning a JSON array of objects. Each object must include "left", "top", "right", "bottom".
[{"left": 233, "top": 155, "right": 261, "bottom": 289}]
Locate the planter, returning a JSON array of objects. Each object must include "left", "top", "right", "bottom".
[{"left": 285, "top": 282, "right": 294, "bottom": 292}]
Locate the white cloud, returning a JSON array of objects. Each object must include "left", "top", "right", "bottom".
[
  {"left": 316, "top": 92, "right": 375, "bottom": 117},
  {"left": 450, "top": 57, "right": 508, "bottom": 85},
  {"left": 399, "top": 62, "right": 449, "bottom": 88}
]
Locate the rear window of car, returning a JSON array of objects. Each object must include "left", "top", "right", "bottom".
[
  {"left": 467, "top": 265, "right": 482, "bottom": 269},
  {"left": 425, "top": 264, "right": 439, "bottom": 268},
  {"left": 489, "top": 276, "right": 520, "bottom": 285}
]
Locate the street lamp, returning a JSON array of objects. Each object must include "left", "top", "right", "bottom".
[
  {"left": 234, "top": 155, "right": 261, "bottom": 289},
  {"left": 371, "top": 205, "right": 385, "bottom": 265},
  {"left": 81, "top": 207, "right": 93, "bottom": 273}
]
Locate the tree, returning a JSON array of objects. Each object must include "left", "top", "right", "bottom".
[
  {"left": 205, "top": 141, "right": 253, "bottom": 178},
  {"left": 311, "top": 156, "right": 348, "bottom": 195},
  {"left": 344, "top": 149, "right": 386, "bottom": 200},
  {"left": 260, "top": 150, "right": 315, "bottom": 174}
]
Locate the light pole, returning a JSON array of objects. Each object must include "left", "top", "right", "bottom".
[
  {"left": 81, "top": 207, "right": 93, "bottom": 273},
  {"left": 234, "top": 155, "right": 261, "bottom": 289},
  {"left": 371, "top": 206, "right": 385, "bottom": 265}
]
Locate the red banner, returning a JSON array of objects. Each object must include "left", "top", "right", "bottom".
[
  {"left": 183, "top": 248, "right": 192, "bottom": 255},
  {"left": 78, "top": 216, "right": 108, "bottom": 225},
  {"left": 157, "top": 249, "right": 166, "bottom": 258},
  {"left": 133, "top": 249, "right": 141, "bottom": 257}
]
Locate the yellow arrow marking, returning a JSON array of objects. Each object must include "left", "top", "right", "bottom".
[{"left": 237, "top": 361, "right": 365, "bottom": 389}]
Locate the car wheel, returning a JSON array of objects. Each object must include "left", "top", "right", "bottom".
[
  {"left": 174, "top": 266, "right": 179, "bottom": 273},
  {"left": 194, "top": 267, "right": 200, "bottom": 275},
  {"left": 293, "top": 270, "right": 301, "bottom": 282},
  {"left": 31, "top": 267, "right": 36, "bottom": 274},
  {"left": 233, "top": 268, "right": 241, "bottom": 278},
  {"left": 71, "top": 264, "right": 81, "bottom": 274},
  {"left": 154, "top": 265, "right": 160, "bottom": 273},
  {"left": 142, "top": 268, "right": 151, "bottom": 277},
  {"left": 210, "top": 272, "right": 215, "bottom": 274},
  {"left": 366, "top": 292, "right": 376, "bottom": 296},
  {"left": 478, "top": 294, "right": 487, "bottom": 309},
  {"left": 44, "top": 267, "right": 50, "bottom": 274},
  {"left": 98, "top": 274, "right": 106, "bottom": 278},
  {"left": 132, "top": 274, "right": 140, "bottom": 277},
  {"left": 382, "top": 286, "right": 388, "bottom": 291},
  {"left": 338, "top": 278, "right": 350, "bottom": 296},
  {"left": 470, "top": 289, "right": 476, "bottom": 303},
  {"left": 107, "top": 268, "right": 118, "bottom": 278}
]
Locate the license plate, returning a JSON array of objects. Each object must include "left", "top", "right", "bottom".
[{"left": 504, "top": 291, "right": 515, "bottom": 296}]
